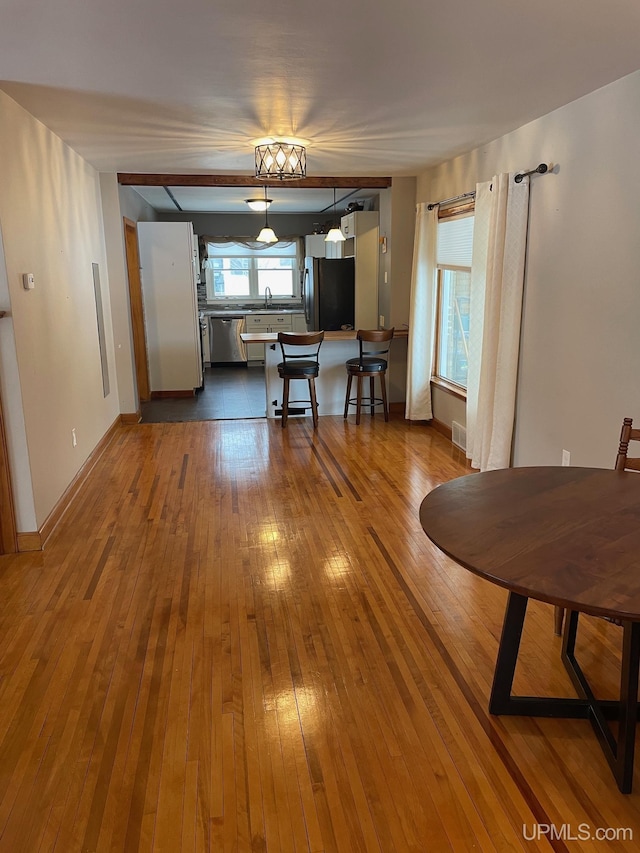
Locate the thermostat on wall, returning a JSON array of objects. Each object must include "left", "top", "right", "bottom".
[{"left": 22, "top": 273, "right": 35, "bottom": 290}]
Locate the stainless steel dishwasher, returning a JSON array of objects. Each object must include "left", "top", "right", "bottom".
[{"left": 209, "top": 315, "right": 247, "bottom": 363}]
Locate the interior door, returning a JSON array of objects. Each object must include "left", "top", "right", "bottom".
[{"left": 123, "top": 218, "right": 150, "bottom": 402}]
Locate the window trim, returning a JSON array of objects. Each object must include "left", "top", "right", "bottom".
[
  {"left": 432, "top": 266, "right": 471, "bottom": 391},
  {"left": 430, "top": 376, "right": 467, "bottom": 401},
  {"left": 432, "top": 201, "right": 474, "bottom": 394}
]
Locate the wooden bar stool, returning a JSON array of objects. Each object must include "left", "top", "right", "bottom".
[
  {"left": 343, "top": 329, "right": 394, "bottom": 425},
  {"left": 277, "top": 331, "right": 324, "bottom": 428}
]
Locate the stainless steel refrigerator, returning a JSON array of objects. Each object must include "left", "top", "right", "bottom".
[{"left": 303, "top": 257, "right": 355, "bottom": 331}]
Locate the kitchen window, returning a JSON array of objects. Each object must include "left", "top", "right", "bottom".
[
  {"left": 204, "top": 240, "right": 299, "bottom": 302},
  {"left": 434, "top": 208, "right": 474, "bottom": 391}
]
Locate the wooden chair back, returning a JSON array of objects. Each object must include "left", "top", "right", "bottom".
[
  {"left": 356, "top": 328, "right": 394, "bottom": 362},
  {"left": 277, "top": 331, "right": 324, "bottom": 371},
  {"left": 615, "top": 417, "right": 640, "bottom": 472},
  {"left": 556, "top": 415, "right": 640, "bottom": 634}
]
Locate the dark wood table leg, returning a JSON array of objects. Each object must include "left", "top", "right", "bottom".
[
  {"left": 561, "top": 611, "right": 640, "bottom": 792},
  {"left": 489, "top": 592, "right": 528, "bottom": 714},
  {"left": 616, "top": 621, "right": 640, "bottom": 793},
  {"left": 490, "top": 600, "right": 640, "bottom": 794}
]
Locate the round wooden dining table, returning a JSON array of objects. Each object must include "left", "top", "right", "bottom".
[{"left": 419, "top": 466, "right": 640, "bottom": 794}]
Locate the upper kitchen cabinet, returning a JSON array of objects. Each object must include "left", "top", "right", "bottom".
[
  {"left": 341, "top": 212, "right": 380, "bottom": 330},
  {"left": 137, "top": 222, "right": 203, "bottom": 396},
  {"left": 304, "top": 234, "right": 344, "bottom": 259},
  {"left": 341, "top": 211, "right": 379, "bottom": 239}
]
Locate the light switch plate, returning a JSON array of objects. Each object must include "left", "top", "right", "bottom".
[{"left": 22, "top": 273, "right": 35, "bottom": 290}]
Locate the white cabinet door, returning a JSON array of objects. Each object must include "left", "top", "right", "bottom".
[
  {"left": 341, "top": 211, "right": 379, "bottom": 237},
  {"left": 246, "top": 313, "right": 294, "bottom": 361},
  {"left": 305, "top": 234, "right": 344, "bottom": 259},
  {"left": 268, "top": 315, "right": 292, "bottom": 333},
  {"left": 245, "top": 314, "right": 268, "bottom": 361},
  {"left": 292, "top": 313, "right": 308, "bottom": 332},
  {"left": 305, "top": 235, "right": 326, "bottom": 258}
]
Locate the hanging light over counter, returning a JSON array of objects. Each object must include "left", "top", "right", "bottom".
[
  {"left": 255, "top": 142, "right": 306, "bottom": 181},
  {"left": 256, "top": 186, "right": 278, "bottom": 243},
  {"left": 325, "top": 188, "right": 346, "bottom": 243}
]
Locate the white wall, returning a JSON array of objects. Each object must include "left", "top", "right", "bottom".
[
  {"left": 101, "top": 177, "right": 157, "bottom": 415},
  {"left": 0, "top": 91, "right": 120, "bottom": 529},
  {"left": 418, "top": 69, "right": 640, "bottom": 468}
]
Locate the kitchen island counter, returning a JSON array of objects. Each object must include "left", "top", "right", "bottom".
[
  {"left": 241, "top": 328, "right": 408, "bottom": 343},
  {"left": 241, "top": 328, "right": 407, "bottom": 419}
]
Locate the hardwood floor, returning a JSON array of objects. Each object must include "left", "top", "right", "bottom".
[{"left": 0, "top": 416, "right": 638, "bottom": 851}]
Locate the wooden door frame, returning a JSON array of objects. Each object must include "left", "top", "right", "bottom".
[
  {"left": 123, "top": 218, "right": 150, "bottom": 402},
  {"left": 0, "top": 379, "right": 18, "bottom": 554}
]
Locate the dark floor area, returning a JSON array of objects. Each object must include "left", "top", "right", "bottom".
[{"left": 141, "top": 364, "right": 267, "bottom": 422}]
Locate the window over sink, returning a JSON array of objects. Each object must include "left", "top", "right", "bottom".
[{"left": 203, "top": 240, "right": 300, "bottom": 303}]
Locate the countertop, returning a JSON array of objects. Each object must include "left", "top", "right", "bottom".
[
  {"left": 241, "top": 329, "right": 408, "bottom": 343},
  {"left": 200, "top": 306, "right": 305, "bottom": 317}
]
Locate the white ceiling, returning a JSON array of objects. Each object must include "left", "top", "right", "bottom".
[
  {"left": 130, "top": 185, "right": 382, "bottom": 214},
  {"left": 1, "top": 0, "right": 640, "bottom": 212}
]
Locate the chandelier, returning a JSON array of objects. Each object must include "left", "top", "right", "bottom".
[{"left": 255, "top": 142, "right": 306, "bottom": 181}]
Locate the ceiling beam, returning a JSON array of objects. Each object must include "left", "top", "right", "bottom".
[{"left": 117, "top": 173, "right": 393, "bottom": 189}]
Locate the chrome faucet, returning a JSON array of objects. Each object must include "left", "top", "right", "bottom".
[{"left": 264, "top": 286, "right": 272, "bottom": 309}]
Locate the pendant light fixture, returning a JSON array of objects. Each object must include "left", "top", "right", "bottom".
[
  {"left": 325, "top": 188, "right": 346, "bottom": 243},
  {"left": 256, "top": 185, "right": 278, "bottom": 243},
  {"left": 245, "top": 195, "right": 272, "bottom": 212}
]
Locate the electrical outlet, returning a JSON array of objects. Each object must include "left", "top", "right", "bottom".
[
  {"left": 562, "top": 449, "right": 570, "bottom": 466},
  {"left": 72, "top": 428, "right": 77, "bottom": 447},
  {"left": 379, "top": 315, "right": 385, "bottom": 327}
]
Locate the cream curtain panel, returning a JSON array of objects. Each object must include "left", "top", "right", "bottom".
[
  {"left": 466, "top": 173, "right": 530, "bottom": 471},
  {"left": 406, "top": 203, "right": 438, "bottom": 420}
]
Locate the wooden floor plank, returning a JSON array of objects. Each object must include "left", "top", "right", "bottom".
[{"left": 1, "top": 417, "right": 640, "bottom": 851}]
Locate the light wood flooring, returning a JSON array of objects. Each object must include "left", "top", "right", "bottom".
[{"left": 0, "top": 416, "right": 639, "bottom": 851}]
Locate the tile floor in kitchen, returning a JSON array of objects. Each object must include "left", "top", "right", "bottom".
[{"left": 140, "top": 365, "right": 267, "bottom": 422}]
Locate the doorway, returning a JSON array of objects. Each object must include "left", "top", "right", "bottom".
[
  {"left": 123, "top": 218, "right": 150, "bottom": 402},
  {"left": 140, "top": 364, "right": 266, "bottom": 422}
]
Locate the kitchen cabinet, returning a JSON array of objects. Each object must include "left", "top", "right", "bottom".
[
  {"left": 245, "top": 313, "right": 306, "bottom": 361},
  {"left": 305, "top": 234, "right": 344, "bottom": 259},
  {"left": 341, "top": 212, "right": 380, "bottom": 330},
  {"left": 341, "top": 211, "right": 379, "bottom": 238},
  {"left": 292, "top": 314, "right": 308, "bottom": 332}
]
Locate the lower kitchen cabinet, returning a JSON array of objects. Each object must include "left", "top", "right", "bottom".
[{"left": 245, "top": 313, "right": 306, "bottom": 362}]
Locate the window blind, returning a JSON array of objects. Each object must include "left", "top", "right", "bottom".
[{"left": 436, "top": 214, "right": 474, "bottom": 267}]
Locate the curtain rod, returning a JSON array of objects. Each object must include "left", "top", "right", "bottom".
[
  {"left": 427, "top": 190, "right": 475, "bottom": 211},
  {"left": 514, "top": 162, "right": 549, "bottom": 183},
  {"left": 427, "top": 163, "right": 550, "bottom": 210}
]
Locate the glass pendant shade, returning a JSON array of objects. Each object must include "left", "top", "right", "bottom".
[
  {"left": 325, "top": 188, "right": 346, "bottom": 242},
  {"left": 246, "top": 197, "right": 272, "bottom": 212},
  {"left": 325, "top": 226, "right": 346, "bottom": 243},
  {"left": 256, "top": 186, "right": 278, "bottom": 242},
  {"left": 255, "top": 142, "right": 306, "bottom": 181},
  {"left": 257, "top": 226, "right": 278, "bottom": 243}
]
